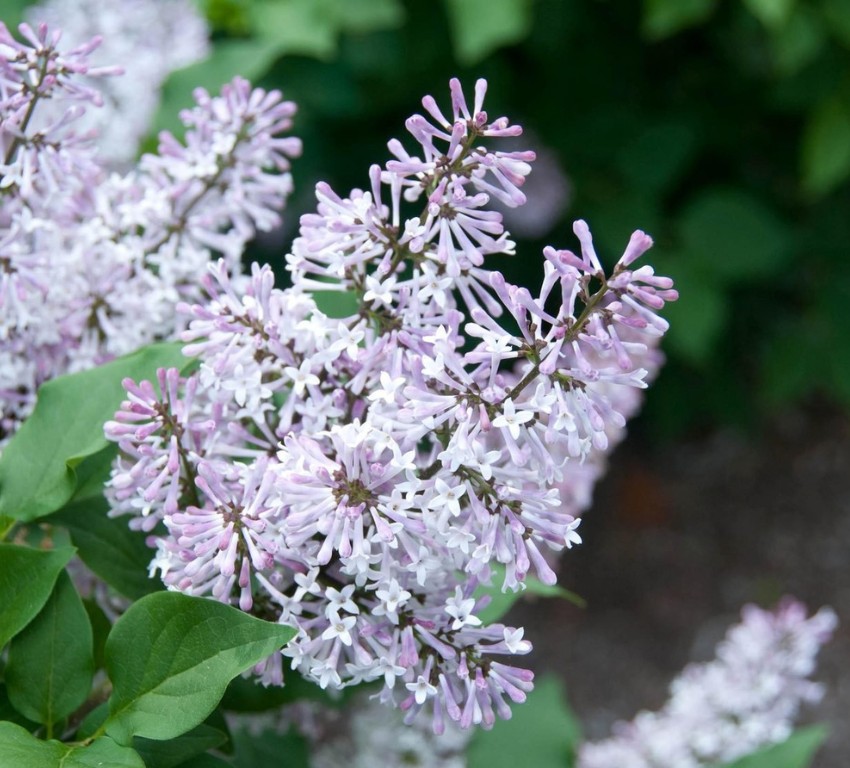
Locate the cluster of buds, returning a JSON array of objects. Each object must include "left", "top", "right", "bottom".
[
  {"left": 106, "top": 77, "right": 677, "bottom": 733},
  {"left": 0, "top": 20, "right": 301, "bottom": 442},
  {"left": 578, "top": 600, "right": 838, "bottom": 768}
]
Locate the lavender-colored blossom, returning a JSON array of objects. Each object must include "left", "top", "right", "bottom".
[
  {"left": 577, "top": 600, "right": 838, "bottom": 768},
  {"left": 27, "top": 0, "right": 209, "bottom": 165},
  {"left": 106, "top": 78, "right": 678, "bottom": 732},
  {"left": 0, "top": 21, "right": 300, "bottom": 444}
]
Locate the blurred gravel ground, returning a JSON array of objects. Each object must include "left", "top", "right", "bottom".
[{"left": 514, "top": 405, "right": 850, "bottom": 766}]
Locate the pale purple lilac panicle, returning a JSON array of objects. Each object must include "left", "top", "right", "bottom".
[
  {"left": 27, "top": 0, "right": 209, "bottom": 165},
  {"left": 106, "top": 78, "right": 678, "bottom": 732},
  {"left": 577, "top": 600, "right": 838, "bottom": 768},
  {"left": 0, "top": 21, "right": 300, "bottom": 443}
]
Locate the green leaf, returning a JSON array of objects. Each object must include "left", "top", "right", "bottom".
[
  {"left": 444, "top": 0, "right": 534, "bottom": 65},
  {"left": 475, "top": 564, "right": 584, "bottom": 625},
  {"left": 311, "top": 290, "right": 360, "bottom": 319},
  {"left": 5, "top": 571, "right": 94, "bottom": 726},
  {"left": 201, "top": 0, "right": 253, "bottom": 36},
  {"left": 0, "top": 684, "right": 39, "bottom": 731},
  {"left": 679, "top": 189, "right": 792, "bottom": 281},
  {"left": 134, "top": 723, "right": 229, "bottom": 768},
  {"left": 0, "top": 343, "right": 188, "bottom": 523},
  {"left": 249, "top": 0, "right": 339, "bottom": 58},
  {"left": 0, "top": 544, "right": 75, "bottom": 648},
  {"left": 770, "top": 6, "right": 825, "bottom": 75},
  {"left": 714, "top": 725, "right": 828, "bottom": 767},
  {"left": 821, "top": 0, "right": 850, "bottom": 49},
  {"left": 177, "top": 754, "right": 234, "bottom": 768},
  {"left": 654, "top": 258, "right": 728, "bottom": 365},
  {"left": 82, "top": 597, "right": 112, "bottom": 671},
  {"left": 617, "top": 121, "right": 696, "bottom": 195},
  {"left": 0, "top": 0, "right": 31, "bottom": 29},
  {"left": 642, "top": 0, "right": 717, "bottom": 40},
  {"left": 49, "top": 495, "right": 160, "bottom": 601},
  {"left": 221, "top": 668, "right": 347, "bottom": 712},
  {"left": 105, "top": 592, "right": 296, "bottom": 744},
  {"left": 76, "top": 701, "right": 109, "bottom": 741},
  {"left": 743, "top": 0, "right": 796, "bottom": 29},
  {"left": 332, "top": 0, "right": 405, "bottom": 33},
  {"left": 0, "top": 722, "right": 144, "bottom": 768},
  {"left": 69, "top": 444, "right": 119, "bottom": 504},
  {"left": 230, "top": 725, "right": 310, "bottom": 768},
  {"left": 467, "top": 676, "right": 581, "bottom": 768},
  {"left": 802, "top": 94, "right": 850, "bottom": 196}
]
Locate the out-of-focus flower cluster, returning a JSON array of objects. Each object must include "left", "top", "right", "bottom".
[
  {"left": 0, "top": 20, "right": 301, "bottom": 442},
  {"left": 27, "top": 0, "right": 209, "bottom": 165},
  {"left": 578, "top": 599, "right": 838, "bottom": 768},
  {"left": 105, "top": 77, "right": 677, "bottom": 733}
]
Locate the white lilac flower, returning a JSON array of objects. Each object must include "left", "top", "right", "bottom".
[
  {"left": 27, "top": 0, "right": 209, "bottom": 166},
  {"left": 106, "top": 78, "right": 678, "bottom": 732},
  {"left": 577, "top": 600, "right": 838, "bottom": 768},
  {"left": 0, "top": 21, "right": 300, "bottom": 445}
]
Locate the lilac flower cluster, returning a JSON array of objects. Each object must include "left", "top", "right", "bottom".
[
  {"left": 578, "top": 600, "right": 838, "bottom": 768},
  {"left": 105, "top": 78, "right": 677, "bottom": 732},
  {"left": 0, "top": 21, "right": 301, "bottom": 442},
  {"left": 27, "top": 0, "right": 209, "bottom": 165}
]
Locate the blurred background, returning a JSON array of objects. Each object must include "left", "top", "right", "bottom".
[{"left": 8, "top": 0, "right": 849, "bottom": 761}]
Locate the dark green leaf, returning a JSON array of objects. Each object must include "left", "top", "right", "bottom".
[
  {"left": 617, "top": 121, "right": 696, "bottom": 195},
  {"left": 49, "top": 495, "right": 160, "bottom": 601},
  {"left": 249, "top": 0, "right": 338, "bottom": 58},
  {"left": 6, "top": 571, "right": 93, "bottom": 725},
  {"left": 642, "top": 0, "right": 717, "bottom": 40},
  {"left": 333, "top": 0, "right": 405, "bottom": 33},
  {"left": 0, "top": 722, "right": 144, "bottom": 768},
  {"left": 222, "top": 668, "right": 346, "bottom": 712},
  {"left": 770, "top": 6, "right": 825, "bottom": 75},
  {"left": 743, "top": 0, "right": 796, "bottom": 29},
  {"left": 760, "top": 326, "right": 821, "bottom": 407},
  {"left": 714, "top": 725, "right": 828, "bottom": 767},
  {"left": 821, "top": 0, "right": 850, "bottom": 49},
  {"left": 105, "top": 592, "right": 296, "bottom": 743},
  {"left": 654, "top": 257, "right": 728, "bottom": 365},
  {"left": 0, "top": 343, "right": 187, "bottom": 522},
  {"left": 679, "top": 189, "right": 792, "bottom": 281},
  {"left": 83, "top": 598, "right": 112, "bottom": 671},
  {"left": 134, "top": 723, "right": 229, "bottom": 768},
  {"left": 75, "top": 701, "right": 109, "bottom": 741},
  {"left": 69, "top": 444, "right": 119, "bottom": 504},
  {"left": 0, "top": 684, "right": 39, "bottom": 731},
  {"left": 177, "top": 754, "right": 234, "bottom": 768},
  {"left": 230, "top": 725, "right": 310, "bottom": 768},
  {"left": 802, "top": 94, "right": 850, "bottom": 196},
  {"left": 0, "top": 544, "right": 74, "bottom": 648},
  {"left": 444, "top": 0, "right": 533, "bottom": 64},
  {"left": 467, "top": 676, "right": 581, "bottom": 768}
]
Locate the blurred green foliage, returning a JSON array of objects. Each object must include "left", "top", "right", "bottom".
[{"left": 154, "top": 0, "right": 850, "bottom": 438}]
